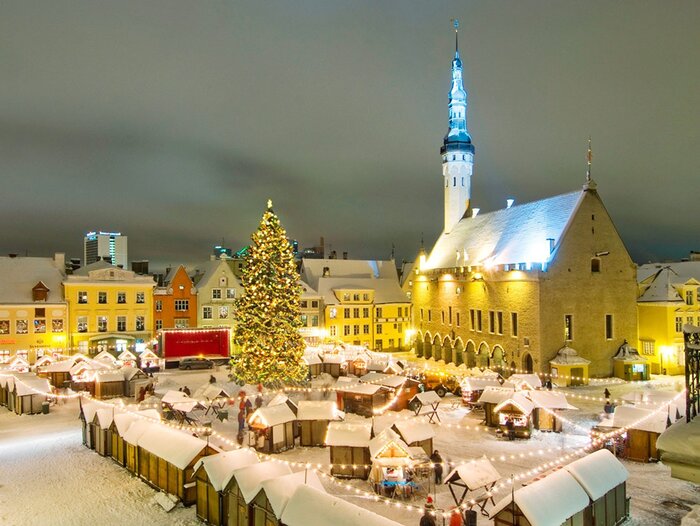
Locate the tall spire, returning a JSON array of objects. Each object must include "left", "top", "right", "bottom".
[
  {"left": 443, "top": 18, "right": 471, "bottom": 148},
  {"left": 454, "top": 18, "right": 459, "bottom": 54},
  {"left": 586, "top": 136, "right": 592, "bottom": 182}
]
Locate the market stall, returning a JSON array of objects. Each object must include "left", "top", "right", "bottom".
[
  {"left": 223, "top": 461, "right": 292, "bottom": 526},
  {"left": 296, "top": 400, "right": 343, "bottom": 447},
  {"left": 444, "top": 456, "right": 500, "bottom": 513},
  {"left": 326, "top": 421, "right": 372, "bottom": 479},
  {"left": 336, "top": 383, "right": 391, "bottom": 418},
  {"left": 493, "top": 393, "right": 534, "bottom": 439},
  {"left": 247, "top": 403, "right": 296, "bottom": 453},
  {"left": 368, "top": 428, "right": 415, "bottom": 498},
  {"left": 528, "top": 390, "right": 577, "bottom": 432}
]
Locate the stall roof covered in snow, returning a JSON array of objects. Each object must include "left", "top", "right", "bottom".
[
  {"left": 95, "top": 408, "right": 114, "bottom": 429},
  {"left": 491, "top": 469, "right": 590, "bottom": 526},
  {"left": 494, "top": 392, "right": 535, "bottom": 415},
  {"left": 360, "top": 372, "right": 409, "bottom": 389},
  {"left": 81, "top": 401, "right": 101, "bottom": 423},
  {"left": 612, "top": 405, "right": 669, "bottom": 433},
  {"left": 508, "top": 373, "right": 542, "bottom": 390},
  {"left": 94, "top": 371, "right": 126, "bottom": 383},
  {"left": 393, "top": 420, "right": 437, "bottom": 444},
  {"left": 325, "top": 421, "right": 372, "bottom": 447},
  {"left": 296, "top": 401, "right": 342, "bottom": 421},
  {"left": 461, "top": 376, "right": 505, "bottom": 392},
  {"left": 528, "top": 390, "right": 577, "bottom": 410},
  {"left": 193, "top": 449, "right": 259, "bottom": 492},
  {"left": 444, "top": 456, "right": 500, "bottom": 489},
  {"left": 550, "top": 346, "right": 591, "bottom": 365},
  {"left": 113, "top": 409, "right": 160, "bottom": 435},
  {"left": 302, "top": 353, "right": 322, "bottom": 366},
  {"left": 120, "top": 366, "right": 146, "bottom": 381},
  {"left": 261, "top": 470, "right": 326, "bottom": 518},
  {"left": 161, "top": 390, "right": 200, "bottom": 413},
  {"left": 123, "top": 419, "right": 154, "bottom": 445},
  {"left": 337, "top": 383, "right": 385, "bottom": 396},
  {"left": 477, "top": 387, "right": 514, "bottom": 405},
  {"left": 409, "top": 391, "right": 442, "bottom": 407},
  {"left": 281, "top": 484, "right": 402, "bottom": 526},
  {"left": 137, "top": 426, "right": 207, "bottom": 470},
  {"left": 657, "top": 416, "right": 700, "bottom": 466},
  {"left": 42, "top": 360, "right": 77, "bottom": 373},
  {"left": 249, "top": 403, "right": 296, "bottom": 427},
  {"left": 564, "top": 449, "right": 628, "bottom": 501},
  {"left": 192, "top": 384, "right": 230, "bottom": 401},
  {"left": 369, "top": 428, "right": 411, "bottom": 460},
  {"left": 14, "top": 376, "right": 52, "bottom": 396},
  {"left": 232, "top": 461, "right": 292, "bottom": 504}
]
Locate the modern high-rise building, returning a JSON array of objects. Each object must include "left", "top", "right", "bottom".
[{"left": 84, "top": 231, "right": 128, "bottom": 268}]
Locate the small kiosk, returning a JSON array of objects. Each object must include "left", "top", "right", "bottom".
[
  {"left": 224, "top": 461, "right": 291, "bottom": 526},
  {"left": 392, "top": 420, "right": 437, "bottom": 456},
  {"left": 80, "top": 401, "right": 100, "bottom": 449},
  {"left": 549, "top": 345, "right": 590, "bottom": 386},
  {"left": 444, "top": 456, "right": 500, "bottom": 514},
  {"left": 528, "top": 390, "right": 577, "bottom": 433},
  {"left": 302, "top": 352, "right": 323, "bottom": 378},
  {"left": 460, "top": 373, "right": 506, "bottom": 406},
  {"left": 612, "top": 405, "right": 669, "bottom": 462},
  {"left": 326, "top": 421, "right": 372, "bottom": 479},
  {"left": 336, "top": 383, "right": 391, "bottom": 418},
  {"left": 360, "top": 373, "right": 420, "bottom": 412},
  {"left": 247, "top": 403, "right": 296, "bottom": 453},
  {"left": 94, "top": 408, "right": 115, "bottom": 456},
  {"left": 409, "top": 391, "right": 442, "bottom": 423},
  {"left": 296, "top": 400, "right": 343, "bottom": 447},
  {"left": 613, "top": 340, "right": 649, "bottom": 381},
  {"left": 368, "top": 428, "right": 415, "bottom": 498},
  {"left": 321, "top": 354, "right": 345, "bottom": 378},
  {"left": 93, "top": 370, "right": 126, "bottom": 399},
  {"left": 255, "top": 470, "right": 326, "bottom": 526},
  {"left": 477, "top": 388, "right": 515, "bottom": 428},
  {"left": 494, "top": 393, "right": 534, "bottom": 439}
]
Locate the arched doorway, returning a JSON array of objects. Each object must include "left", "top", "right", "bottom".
[
  {"left": 423, "top": 333, "right": 433, "bottom": 360},
  {"left": 415, "top": 333, "right": 424, "bottom": 358},
  {"left": 453, "top": 339, "right": 465, "bottom": 366},
  {"left": 464, "top": 340, "right": 477, "bottom": 368},
  {"left": 442, "top": 336, "right": 453, "bottom": 364},
  {"left": 491, "top": 346, "right": 505, "bottom": 374},
  {"left": 523, "top": 353, "right": 534, "bottom": 373},
  {"left": 432, "top": 335, "right": 442, "bottom": 362},
  {"left": 510, "top": 361, "right": 517, "bottom": 377},
  {"left": 476, "top": 342, "right": 490, "bottom": 368}
]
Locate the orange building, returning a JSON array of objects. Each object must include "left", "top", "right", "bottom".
[{"left": 153, "top": 266, "right": 197, "bottom": 331}]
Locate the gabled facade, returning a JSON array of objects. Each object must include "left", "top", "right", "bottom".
[
  {"left": 153, "top": 265, "right": 197, "bottom": 331},
  {"left": 0, "top": 254, "right": 68, "bottom": 363},
  {"left": 299, "top": 279, "right": 323, "bottom": 345},
  {"left": 192, "top": 258, "right": 243, "bottom": 333},
  {"left": 300, "top": 259, "right": 411, "bottom": 352},
  {"left": 637, "top": 258, "right": 700, "bottom": 375},
  {"left": 410, "top": 29, "right": 637, "bottom": 377},
  {"left": 63, "top": 260, "right": 155, "bottom": 355}
]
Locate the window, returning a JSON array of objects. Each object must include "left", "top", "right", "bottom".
[
  {"left": 301, "top": 314, "right": 308, "bottom": 326},
  {"left": 388, "top": 339, "right": 394, "bottom": 348},
  {"left": 35, "top": 308, "right": 45, "bottom": 317},
  {"left": 353, "top": 325, "right": 360, "bottom": 335},
  {"left": 344, "top": 325, "right": 351, "bottom": 336},
  {"left": 376, "top": 340, "right": 383, "bottom": 350},
  {"left": 605, "top": 314, "right": 614, "bottom": 340},
  {"left": 489, "top": 311, "right": 495, "bottom": 333},
  {"left": 117, "top": 316, "right": 126, "bottom": 332},
  {"left": 441, "top": 310, "right": 445, "bottom": 324},
  {"left": 77, "top": 316, "right": 88, "bottom": 333},
  {"left": 565, "top": 315, "right": 573, "bottom": 340},
  {"left": 219, "top": 306, "right": 229, "bottom": 318},
  {"left": 363, "top": 324, "right": 370, "bottom": 334},
  {"left": 675, "top": 317, "right": 683, "bottom": 333},
  {"left": 448, "top": 306, "right": 452, "bottom": 325},
  {"left": 642, "top": 341, "right": 655, "bottom": 355},
  {"left": 155, "top": 320, "right": 163, "bottom": 330},
  {"left": 470, "top": 309, "right": 475, "bottom": 331},
  {"left": 311, "top": 300, "right": 319, "bottom": 308},
  {"left": 343, "top": 293, "right": 350, "bottom": 301},
  {"left": 456, "top": 312, "right": 460, "bottom": 327},
  {"left": 591, "top": 258, "right": 601, "bottom": 273},
  {"left": 344, "top": 308, "right": 350, "bottom": 318},
  {"left": 135, "top": 316, "right": 145, "bottom": 331},
  {"left": 0, "top": 351, "right": 9, "bottom": 363},
  {"left": 97, "top": 316, "right": 108, "bottom": 332},
  {"left": 175, "top": 318, "right": 189, "bottom": 329},
  {"left": 362, "top": 294, "right": 369, "bottom": 301},
  {"left": 353, "top": 308, "right": 360, "bottom": 318},
  {"left": 511, "top": 312, "right": 518, "bottom": 337},
  {"left": 227, "top": 288, "right": 236, "bottom": 299},
  {"left": 117, "top": 292, "right": 126, "bottom": 304},
  {"left": 203, "top": 306, "right": 212, "bottom": 320},
  {"left": 155, "top": 300, "right": 162, "bottom": 312},
  {"left": 497, "top": 312, "right": 503, "bottom": 335},
  {"left": 0, "top": 320, "right": 8, "bottom": 334},
  {"left": 376, "top": 324, "right": 383, "bottom": 335},
  {"left": 476, "top": 311, "right": 482, "bottom": 332},
  {"left": 329, "top": 308, "right": 337, "bottom": 319},
  {"left": 688, "top": 316, "right": 694, "bottom": 326},
  {"left": 398, "top": 322, "right": 402, "bottom": 333},
  {"left": 175, "top": 299, "right": 189, "bottom": 311},
  {"left": 398, "top": 307, "right": 403, "bottom": 317},
  {"left": 353, "top": 293, "right": 360, "bottom": 301},
  {"left": 428, "top": 310, "right": 432, "bottom": 322},
  {"left": 136, "top": 292, "right": 145, "bottom": 304},
  {"left": 33, "top": 319, "right": 46, "bottom": 333},
  {"left": 687, "top": 290, "right": 694, "bottom": 305},
  {"left": 212, "top": 289, "right": 222, "bottom": 300},
  {"left": 78, "top": 291, "right": 88, "bottom": 304},
  {"left": 311, "top": 315, "right": 319, "bottom": 327},
  {"left": 52, "top": 319, "right": 64, "bottom": 333},
  {"left": 363, "top": 308, "right": 369, "bottom": 318},
  {"left": 420, "top": 308, "right": 424, "bottom": 321},
  {"left": 16, "top": 320, "right": 28, "bottom": 334},
  {"left": 329, "top": 326, "right": 337, "bottom": 337},
  {"left": 301, "top": 301, "right": 308, "bottom": 308},
  {"left": 376, "top": 307, "right": 383, "bottom": 318}
]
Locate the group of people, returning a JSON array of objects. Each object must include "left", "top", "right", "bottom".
[{"left": 420, "top": 495, "right": 468, "bottom": 526}]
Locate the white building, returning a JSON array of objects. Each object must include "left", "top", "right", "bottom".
[{"left": 84, "top": 231, "right": 128, "bottom": 268}]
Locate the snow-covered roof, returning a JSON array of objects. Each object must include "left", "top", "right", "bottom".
[
  {"left": 139, "top": 349, "right": 159, "bottom": 361},
  {"left": 42, "top": 359, "right": 76, "bottom": 373},
  {"left": 81, "top": 401, "right": 100, "bottom": 424},
  {"left": 409, "top": 391, "right": 442, "bottom": 406},
  {"left": 14, "top": 376, "right": 52, "bottom": 396},
  {"left": 528, "top": 390, "right": 577, "bottom": 410},
  {"left": 549, "top": 346, "right": 591, "bottom": 365},
  {"left": 123, "top": 419, "right": 154, "bottom": 445},
  {"left": 94, "top": 350, "right": 118, "bottom": 364},
  {"left": 137, "top": 426, "right": 207, "bottom": 470},
  {"left": 94, "top": 371, "right": 125, "bottom": 383},
  {"left": 491, "top": 469, "right": 590, "bottom": 526},
  {"left": 161, "top": 390, "right": 200, "bottom": 413},
  {"left": 282, "top": 484, "right": 402, "bottom": 526},
  {"left": 613, "top": 341, "right": 646, "bottom": 362},
  {"left": 261, "top": 470, "right": 326, "bottom": 518},
  {"left": 369, "top": 428, "right": 411, "bottom": 460},
  {"left": 95, "top": 408, "right": 114, "bottom": 429},
  {"left": 477, "top": 387, "right": 514, "bottom": 405},
  {"left": 612, "top": 405, "right": 669, "bottom": 433},
  {"left": 302, "top": 353, "right": 322, "bottom": 366},
  {"left": 325, "top": 421, "right": 372, "bottom": 447},
  {"left": 508, "top": 374, "right": 542, "bottom": 390},
  {"left": 267, "top": 393, "right": 297, "bottom": 410},
  {"left": 461, "top": 376, "right": 504, "bottom": 392},
  {"left": 232, "top": 461, "right": 292, "bottom": 504},
  {"left": 337, "top": 383, "right": 385, "bottom": 396},
  {"left": 494, "top": 392, "right": 535, "bottom": 416},
  {"left": 194, "top": 449, "right": 260, "bottom": 492},
  {"left": 322, "top": 354, "right": 345, "bottom": 365},
  {"left": 657, "top": 416, "right": 700, "bottom": 466},
  {"left": 0, "top": 255, "right": 66, "bottom": 303},
  {"left": 296, "top": 401, "right": 342, "bottom": 421},
  {"left": 564, "top": 449, "right": 628, "bottom": 501},
  {"left": 249, "top": 403, "right": 296, "bottom": 427},
  {"left": 117, "top": 350, "right": 138, "bottom": 362},
  {"left": 393, "top": 420, "right": 437, "bottom": 444},
  {"left": 120, "top": 366, "right": 146, "bottom": 381},
  {"left": 113, "top": 409, "right": 160, "bottom": 435},
  {"left": 638, "top": 266, "right": 687, "bottom": 303},
  {"left": 372, "top": 412, "right": 401, "bottom": 435},
  {"left": 444, "top": 456, "right": 500, "bottom": 489},
  {"left": 193, "top": 384, "right": 231, "bottom": 401},
  {"left": 425, "top": 190, "right": 583, "bottom": 270}
]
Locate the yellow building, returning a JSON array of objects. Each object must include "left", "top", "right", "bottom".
[
  {"left": 0, "top": 254, "right": 68, "bottom": 364},
  {"left": 63, "top": 260, "right": 155, "bottom": 355},
  {"left": 300, "top": 259, "right": 411, "bottom": 351},
  {"left": 637, "top": 257, "right": 700, "bottom": 375}
]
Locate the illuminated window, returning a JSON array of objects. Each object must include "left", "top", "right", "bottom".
[
  {"left": 219, "top": 306, "right": 229, "bottom": 318},
  {"left": 78, "top": 291, "right": 88, "bottom": 304},
  {"left": 33, "top": 319, "right": 46, "bottom": 333},
  {"left": 136, "top": 292, "right": 145, "bottom": 304},
  {"left": 0, "top": 320, "right": 8, "bottom": 334},
  {"left": 16, "top": 320, "right": 28, "bottom": 334},
  {"left": 343, "top": 293, "right": 350, "bottom": 301},
  {"left": 155, "top": 300, "right": 162, "bottom": 312},
  {"left": 565, "top": 315, "right": 573, "bottom": 340},
  {"left": 175, "top": 318, "right": 189, "bottom": 329},
  {"left": 329, "top": 308, "right": 337, "bottom": 319},
  {"left": 97, "top": 316, "right": 108, "bottom": 332},
  {"left": 77, "top": 317, "right": 88, "bottom": 333},
  {"left": 675, "top": 317, "right": 683, "bottom": 333},
  {"left": 226, "top": 288, "right": 236, "bottom": 299},
  {"left": 117, "top": 316, "right": 126, "bottom": 332}
]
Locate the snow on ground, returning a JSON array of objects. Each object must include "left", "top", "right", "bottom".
[{"left": 0, "top": 365, "right": 698, "bottom": 525}]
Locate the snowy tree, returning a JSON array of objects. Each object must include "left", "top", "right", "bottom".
[{"left": 231, "top": 200, "right": 306, "bottom": 385}]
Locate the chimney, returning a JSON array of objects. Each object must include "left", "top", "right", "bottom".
[
  {"left": 506, "top": 199, "right": 515, "bottom": 209},
  {"left": 322, "top": 266, "right": 330, "bottom": 277},
  {"left": 8, "top": 253, "right": 17, "bottom": 258},
  {"left": 54, "top": 252, "right": 65, "bottom": 270},
  {"left": 342, "top": 251, "right": 348, "bottom": 260},
  {"left": 472, "top": 208, "right": 480, "bottom": 218},
  {"left": 547, "top": 238, "right": 555, "bottom": 253},
  {"left": 330, "top": 250, "right": 337, "bottom": 259}
]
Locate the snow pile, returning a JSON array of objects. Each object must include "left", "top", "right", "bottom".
[
  {"left": 564, "top": 449, "right": 627, "bottom": 500},
  {"left": 393, "top": 419, "right": 437, "bottom": 444},
  {"left": 444, "top": 455, "right": 500, "bottom": 489},
  {"left": 249, "top": 403, "right": 296, "bottom": 427}
]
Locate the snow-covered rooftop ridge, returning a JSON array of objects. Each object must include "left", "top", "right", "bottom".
[
  {"left": 550, "top": 345, "right": 591, "bottom": 365},
  {"left": 192, "top": 384, "right": 231, "bottom": 401},
  {"left": 360, "top": 373, "right": 408, "bottom": 389},
  {"left": 612, "top": 404, "right": 669, "bottom": 433},
  {"left": 122, "top": 419, "right": 153, "bottom": 445},
  {"left": 564, "top": 449, "right": 628, "bottom": 501},
  {"left": 494, "top": 392, "right": 535, "bottom": 415},
  {"left": 657, "top": 416, "right": 700, "bottom": 466},
  {"left": 528, "top": 390, "right": 577, "bottom": 410},
  {"left": 392, "top": 419, "right": 437, "bottom": 444},
  {"left": 508, "top": 373, "right": 542, "bottom": 389},
  {"left": 260, "top": 469, "right": 326, "bottom": 518},
  {"left": 137, "top": 425, "right": 207, "bottom": 470},
  {"left": 409, "top": 391, "right": 442, "bottom": 406},
  {"left": 445, "top": 456, "right": 500, "bottom": 489},
  {"left": 638, "top": 260, "right": 700, "bottom": 286},
  {"left": 336, "top": 383, "right": 385, "bottom": 396},
  {"left": 281, "top": 484, "right": 403, "bottom": 526},
  {"left": 325, "top": 421, "right": 372, "bottom": 447},
  {"left": 638, "top": 266, "right": 685, "bottom": 302},
  {"left": 232, "top": 461, "right": 292, "bottom": 504},
  {"left": 425, "top": 190, "right": 583, "bottom": 270},
  {"left": 491, "top": 468, "right": 589, "bottom": 525},
  {"left": 95, "top": 408, "right": 114, "bottom": 429},
  {"left": 0, "top": 255, "right": 66, "bottom": 303},
  {"left": 477, "top": 387, "right": 514, "bottom": 405},
  {"left": 296, "top": 400, "right": 342, "bottom": 421},
  {"left": 300, "top": 258, "right": 399, "bottom": 287},
  {"left": 194, "top": 449, "right": 260, "bottom": 492},
  {"left": 249, "top": 403, "right": 296, "bottom": 427}
]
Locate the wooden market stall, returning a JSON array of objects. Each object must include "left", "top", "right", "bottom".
[
  {"left": 138, "top": 349, "right": 162, "bottom": 372},
  {"left": 564, "top": 449, "right": 629, "bottom": 526},
  {"left": 325, "top": 420, "right": 372, "bottom": 479},
  {"left": 408, "top": 391, "right": 442, "bottom": 423},
  {"left": 223, "top": 461, "right": 292, "bottom": 526},
  {"left": 117, "top": 349, "right": 138, "bottom": 367},
  {"left": 296, "top": 400, "right": 343, "bottom": 447},
  {"left": 94, "top": 408, "right": 115, "bottom": 457},
  {"left": 368, "top": 428, "right": 415, "bottom": 498},
  {"left": 161, "top": 390, "right": 203, "bottom": 424},
  {"left": 94, "top": 349, "right": 119, "bottom": 367},
  {"left": 39, "top": 359, "right": 75, "bottom": 388},
  {"left": 612, "top": 405, "right": 669, "bottom": 462},
  {"left": 302, "top": 352, "right": 322, "bottom": 379},
  {"left": 477, "top": 388, "right": 515, "bottom": 428},
  {"left": 254, "top": 470, "right": 326, "bottom": 526},
  {"left": 508, "top": 373, "right": 542, "bottom": 390},
  {"left": 193, "top": 449, "right": 259, "bottom": 526},
  {"left": 11, "top": 374, "right": 52, "bottom": 414},
  {"left": 321, "top": 354, "right": 345, "bottom": 378},
  {"left": 613, "top": 341, "right": 649, "bottom": 381},
  {"left": 247, "top": 403, "right": 296, "bottom": 453},
  {"left": 80, "top": 401, "right": 100, "bottom": 449},
  {"left": 121, "top": 366, "right": 151, "bottom": 398},
  {"left": 281, "top": 482, "right": 403, "bottom": 526},
  {"left": 460, "top": 373, "right": 507, "bottom": 407},
  {"left": 336, "top": 383, "right": 391, "bottom": 418},
  {"left": 392, "top": 419, "right": 437, "bottom": 456},
  {"left": 444, "top": 456, "right": 500, "bottom": 513},
  {"left": 360, "top": 373, "right": 420, "bottom": 412},
  {"left": 136, "top": 424, "right": 215, "bottom": 505},
  {"left": 32, "top": 354, "right": 55, "bottom": 371},
  {"left": 493, "top": 393, "right": 535, "bottom": 439},
  {"left": 123, "top": 419, "right": 154, "bottom": 474},
  {"left": 528, "top": 390, "right": 577, "bottom": 432},
  {"left": 193, "top": 384, "right": 232, "bottom": 419},
  {"left": 111, "top": 409, "right": 160, "bottom": 467},
  {"left": 93, "top": 371, "right": 126, "bottom": 399},
  {"left": 490, "top": 469, "right": 591, "bottom": 526}
]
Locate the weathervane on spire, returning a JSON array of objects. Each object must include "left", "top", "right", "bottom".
[
  {"left": 452, "top": 18, "right": 460, "bottom": 52},
  {"left": 586, "top": 137, "right": 592, "bottom": 182}
]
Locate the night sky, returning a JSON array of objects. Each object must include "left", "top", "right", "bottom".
[{"left": 1, "top": 1, "right": 698, "bottom": 269}]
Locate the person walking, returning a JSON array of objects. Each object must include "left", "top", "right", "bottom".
[
  {"left": 449, "top": 508, "right": 464, "bottom": 526},
  {"left": 430, "top": 450, "right": 444, "bottom": 485},
  {"left": 420, "top": 496, "right": 437, "bottom": 526},
  {"left": 505, "top": 416, "right": 515, "bottom": 440}
]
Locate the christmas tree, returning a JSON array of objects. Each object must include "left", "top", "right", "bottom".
[{"left": 231, "top": 200, "right": 306, "bottom": 385}]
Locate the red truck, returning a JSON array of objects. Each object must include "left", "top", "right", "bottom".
[{"left": 156, "top": 328, "right": 231, "bottom": 367}]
